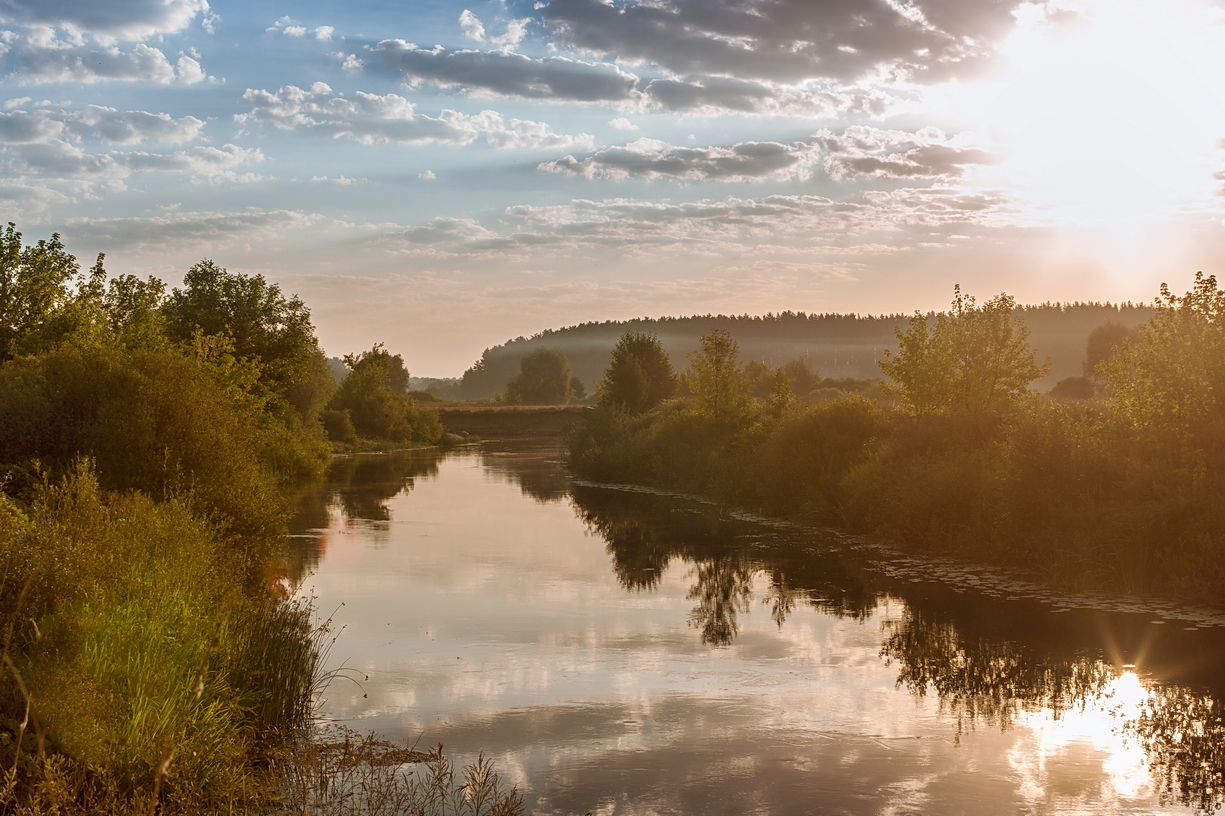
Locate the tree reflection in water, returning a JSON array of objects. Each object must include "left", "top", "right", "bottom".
[
  {"left": 284, "top": 448, "right": 444, "bottom": 585},
  {"left": 569, "top": 480, "right": 1225, "bottom": 812}
]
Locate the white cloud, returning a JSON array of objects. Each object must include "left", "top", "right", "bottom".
[
  {"left": 340, "top": 53, "right": 364, "bottom": 74},
  {"left": 0, "top": 105, "right": 205, "bottom": 145},
  {"left": 492, "top": 19, "right": 530, "bottom": 49},
  {"left": 608, "top": 117, "right": 638, "bottom": 131},
  {"left": 236, "top": 83, "right": 595, "bottom": 149},
  {"left": 5, "top": 39, "right": 216, "bottom": 84},
  {"left": 0, "top": 0, "right": 209, "bottom": 41},
  {"left": 314, "top": 26, "right": 334, "bottom": 42},
  {"left": 283, "top": 25, "right": 307, "bottom": 37},
  {"left": 418, "top": 170, "right": 437, "bottom": 180},
  {"left": 815, "top": 126, "right": 999, "bottom": 180},
  {"left": 459, "top": 10, "right": 486, "bottom": 42},
  {"left": 8, "top": 140, "right": 263, "bottom": 180},
  {"left": 0, "top": 177, "right": 74, "bottom": 214}
]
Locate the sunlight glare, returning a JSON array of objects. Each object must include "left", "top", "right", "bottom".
[{"left": 951, "top": 0, "right": 1225, "bottom": 233}]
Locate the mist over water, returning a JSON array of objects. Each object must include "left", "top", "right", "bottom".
[{"left": 288, "top": 442, "right": 1225, "bottom": 816}]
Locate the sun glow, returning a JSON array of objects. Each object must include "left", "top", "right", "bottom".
[{"left": 942, "top": 0, "right": 1225, "bottom": 233}]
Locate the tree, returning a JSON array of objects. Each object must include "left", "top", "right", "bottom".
[
  {"left": 880, "top": 286, "right": 1048, "bottom": 415},
  {"left": 1084, "top": 320, "right": 1135, "bottom": 377},
  {"left": 504, "top": 347, "right": 573, "bottom": 405},
  {"left": 163, "top": 260, "right": 320, "bottom": 402},
  {"left": 0, "top": 223, "right": 83, "bottom": 362},
  {"left": 598, "top": 331, "right": 675, "bottom": 414},
  {"left": 1101, "top": 272, "right": 1225, "bottom": 430},
  {"left": 687, "top": 328, "right": 751, "bottom": 425},
  {"left": 326, "top": 344, "right": 440, "bottom": 442}
]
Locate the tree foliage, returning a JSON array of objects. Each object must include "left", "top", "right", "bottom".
[
  {"left": 163, "top": 260, "right": 320, "bottom": 402},
  {"left": 326, "top": 344, "right": 440, "bottom": 443},
  {"left": 0, "top": 223, "right": 88, "bottom": 362},
  {"left": 687, "top": 328, "right": 752, "bottom": 426},
  {"left": 1100, "top": 272, "right": 1225, "bottom": 431},
  {"left": 598, "top": 331, "right": 675, "bottom": 414},
  {"left": 880, "top": 287, "right": 1048, "bottom": 415},
  {"left": 504, "top": 347, "right": 574, "bottom": 405}
]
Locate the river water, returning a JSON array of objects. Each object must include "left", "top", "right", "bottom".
[{"left": 287, "top": 441, "right": 1225, "bottom": 816}]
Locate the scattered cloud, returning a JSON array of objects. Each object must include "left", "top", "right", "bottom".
[
  {"left": 459, "top": 10, "right": 486, "bottom": 42},
  {"left": 0, "top": 0, "right": 209, "bottom": 40},
  {"left": 4, "top": 39, "right": 216, "bottom": 84},
  {"left": 0, "top": 105, "right": 205, "bottom": 145},
  {"left": 62, "top": 209, "right": 321, "bottom": 253},
  {"left": 236, "top": 82, "right": 595, "bottom": 149},
  {"left": 608, "top": 118, "right": 638, "bottom": 131},
  {"left": 8, "top": 141, "right": 263, "bottom": 180},
  {"left": 376, "top": 40, "right": 642, "bottom": 102},
  {"left": 540, "top": 138, "right": 821, "bottom": 182},
  {"left": 644, "top": 76, "right": 899, "bottom": 117},
  {"left": 541, "top": 0, "right": 1023, "bottom": 85},
  {"left": 540, "top": 128, "right": 996, "bottom": 183},
  {"left": 815, "top": 126, "right": 999, "bottom": 180},
  {"left": 418, "top": 170, "right": 436, "bottom": 180},
  {"left": 491, "top": 19, "right": 530, "bottom": 49}
]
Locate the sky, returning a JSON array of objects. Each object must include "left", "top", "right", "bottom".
[{"left": 4, "top": 0, "right": 1225, "bottom": 375}]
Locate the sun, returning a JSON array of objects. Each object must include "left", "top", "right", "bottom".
[{"left": 940, "top": 0, "right": 1225, "bottom": 233}]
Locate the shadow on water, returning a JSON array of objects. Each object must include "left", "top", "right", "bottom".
[{"left": 569, "top": 480, "right": 1225, "bottom": 814}]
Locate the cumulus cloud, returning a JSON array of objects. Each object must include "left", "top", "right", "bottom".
[
  {"left": 540, "top": 128, "right": 995, "bottom": 183},
  {"left": 8, "top": 140, "right": 262, "bottom": 180},
  {"left": 541, "top": 138, "right": 821, "bottom": 182},
  {"left": 236, "top": 82, "right": 595, "bottom": 149},
  {"left": 0, "top": 177, "right": 74, "bottom": 213},
  {"left": 541, "top": 0, "right": 1024, "bottom": 85},
  {"left": 491, "top": 19, "right": 530, "bottom": 49},
  {"left": 459, "top": 10, "right": 486, "bottom": 42},
  {"left": 5, "top": 40, "right": 216, "bottom": 84},
  {"left": 0, "top": 105, "right": 205, "bottom": 145},
  {"left": 267, "top": 17, "right": 334, "bottom": 41},
  {"left": 63, "top": 209, "right": 320, "bottom": 253},
  {"left": 386, "top": 216, "right": 497, "bottom": 245},
  {"left": 608, "top": 118, "right": 638, "bottom": 131},
  {"left": 0, "top": 0, "right": 209, "bottom": 40},
  {"left": 644, "top": 76, "right": 898, "bottom": 117},
  {"left": 376, "top": 40, "right": 641, "bottom": 102}
]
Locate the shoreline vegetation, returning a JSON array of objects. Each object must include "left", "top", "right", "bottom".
[
  {"left": 0, "top": 225, "right": 521, "bottom": 815},
  {"left": 568, "top": 280, "right": 1225, "bottom": 611}
]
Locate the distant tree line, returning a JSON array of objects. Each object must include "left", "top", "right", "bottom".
[{"left": 459, "top": 302, "right": 1155, "bottom": 400}]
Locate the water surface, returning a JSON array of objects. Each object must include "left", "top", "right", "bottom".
[{"left": 288, "top": 441, "right": 1225, "bottom": 816}]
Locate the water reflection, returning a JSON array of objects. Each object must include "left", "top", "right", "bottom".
[
  {"left": 286, "top": 448, "right": 443, "bottom": 584},
  {"left": 570, "top": 478, "right": 1225, "bottom": 813},
  {"left": 290, "top": 443, "right": 1225, "bottom": 815}
]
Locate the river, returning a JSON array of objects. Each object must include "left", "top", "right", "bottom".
[{"left": 286, "top": 440, "right": 1225, "bottom": 816}]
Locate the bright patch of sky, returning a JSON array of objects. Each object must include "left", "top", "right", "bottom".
[{"left": 4, "top": 0, "right": 1225, "bottom": 374}]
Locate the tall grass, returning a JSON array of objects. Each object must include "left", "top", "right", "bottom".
[{"left": 0, "top": 463, "right": 321, "bottom": 814}]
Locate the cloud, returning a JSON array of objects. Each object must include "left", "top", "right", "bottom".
[
  {"left": 0, "top": 105, "right": 205, "bottom": 145},
  {"left": 491, "top": 19, "right": 530, "bottom": 49},
  {"left": 5, "top": 40, "right": 215, "bottom": 84},
  {"left": 386, "top": 216, "right": 496, "bottom": 245},
  {"left": 62, "top": 209, "right": 320, "bottom": 253},
  {"left": 459, "top": 10, "right": 486, "bottom": 42},
  {"left": 0, "top": 177, "right": 74, "bottom": 213},
  {"left": 8, "top": 140, "right": 262, "bottom": 179},
  {"left": 236, "top": 83, "right": 595, "bottom": 149},
  {"left": 376, "top": 40, "right": 641, "bottom": 102},
  {"left": 541, "top": 0, "right": 1023, "bottom": 85},
  {"left": 608, "top": 118, "right": 638, "bottom": 131},
  {"left": 0, "top": 0, "right": 209, "bottom": 40},
  {"left": 815, "top": 126, "right": 999, "bottom": 179},
  {"left": 540, "top": 128, "right": 994, "bottom": 183},
  {"left": 643, "top": 76, "right": 898, "bottom": 117},
  {"left": 540, "top": 138, "right": 821, "bottom": 182}
]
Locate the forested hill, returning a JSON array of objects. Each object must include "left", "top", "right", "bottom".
[{"left": 460, "top": 303, "right": 1156, "bottom": 399}]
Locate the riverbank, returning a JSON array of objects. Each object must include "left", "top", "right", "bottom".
[
  {"left": 437, "top": 404, "right": 590, "bottom": 438},
  {"left": 567, "top": 396, "right": 1225, "bottom": 611}
]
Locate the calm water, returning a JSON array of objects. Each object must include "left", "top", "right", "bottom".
[{"left": 287, "top": 441, "right": 1225, "bottom": 816}]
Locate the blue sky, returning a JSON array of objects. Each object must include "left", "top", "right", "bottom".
[{"left": 4, "top": 0, "right": 1225, "bottom": 375}]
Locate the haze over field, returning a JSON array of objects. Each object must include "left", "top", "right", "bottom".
[{"left": 4, "top": 0, "right": 1225, "bottom": 374}]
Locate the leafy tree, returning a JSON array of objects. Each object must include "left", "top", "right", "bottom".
[
  {"left": 102, "top": 272, "right": 168, "bottom": 349},
  {"left": 880, "top": 286, "right": 1048, "bottom": 415},
  {"left": 1101, "top": 272, "right": 1225, "bottom": 430},
  {"left": 327, "top": 344, "right": 439, "bottom": 442},
  {"left": 0, "top": 223, "right": 86, "bottom": 361},
  {"left": 163, "top": 260, "right": 320, "bottom": 402},
  {"left": 505, "top": 347, "right": 573, "bottom": 405},
  {"left": 687, "top": 328, "right": 752, "bottom": 425},
  {"left": 598, "top": 331, "right": 675, "bottom": 414}
]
